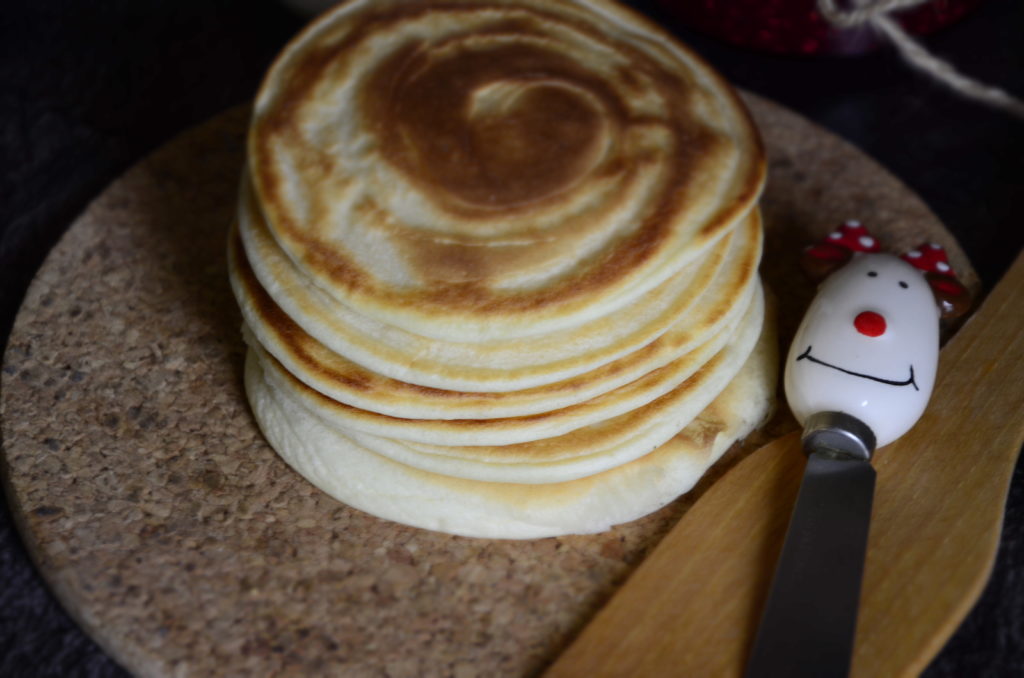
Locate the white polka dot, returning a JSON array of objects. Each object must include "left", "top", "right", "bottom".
[
  {"left": 936, "top": 261, "right": 951, "bottom": 272},
  {"left": 845, "top": 219, "right": 861, "bottom": 227},
  {"left": 859, "top": 236, "right": 874, "bottom": 248},
  {"left": 906, "top": 250, "right": 922, "bottom": 258},
  {"left": 929, "top": 243, "right": 942, "bottom": 250},
  {"left": 829, "top": 232, "right": 842, "bottom": 240}
]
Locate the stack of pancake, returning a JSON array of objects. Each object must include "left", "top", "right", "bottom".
[{"left": 230, "top": 0, "right": 775, "bottom": 538}]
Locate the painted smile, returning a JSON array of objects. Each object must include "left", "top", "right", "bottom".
[{"left": 796, "top": 346, "right": 919, "bottom": 391}]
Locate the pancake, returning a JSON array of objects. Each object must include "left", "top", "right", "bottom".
[
  {"left": 234, "top": 0, "right": 774, "bottom": 537},
  {"left": 246, "top": 282, "right": 764, "bottom": 447},
  {"left": 237, "top": 176, "right": 761, "bottom": 392},
  {"left": 247, "top": 0, "right": 765, "bottom": 342},
  {"left": 343, "top": 295, "right": 773, "bottom": 484},
  {"left": 230, "top": 211, "right": 761, "bottom": 416},
  {"left": 243, "top": 316, "right": 776, "bottom": 538}
]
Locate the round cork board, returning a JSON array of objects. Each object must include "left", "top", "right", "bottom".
[{"left": 0, "top": 96, "right": 976, "bottom": 678}]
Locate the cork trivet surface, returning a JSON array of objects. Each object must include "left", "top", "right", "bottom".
[{"left": 0, "top": 95, "right": 976, "bottom": 678}]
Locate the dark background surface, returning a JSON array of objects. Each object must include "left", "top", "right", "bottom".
[{"left": 1, "top": 0, "right": 1022, "bottom": 675}]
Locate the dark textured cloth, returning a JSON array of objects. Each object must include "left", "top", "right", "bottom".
[{"left": 1, "top": 1, "right": 1022, "bottom": 675}]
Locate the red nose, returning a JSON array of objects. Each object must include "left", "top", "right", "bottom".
[{"left": 854, "top": 311, "right": 887, "bottom": 337}]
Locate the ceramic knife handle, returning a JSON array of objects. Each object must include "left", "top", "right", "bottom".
[{"left": 784, "top": 252, "right": 940, "bottom": 448}]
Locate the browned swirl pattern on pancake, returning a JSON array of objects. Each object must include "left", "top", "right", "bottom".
[{"left": 249, "top": 0, "right": 764, "bottom": 340}]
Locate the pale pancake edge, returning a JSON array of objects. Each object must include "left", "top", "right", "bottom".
[
  {"left": 249, "top": 282, "right": 764, "bottom": 447},
  {"left": 244, "top": 319, "right": 776, "bottom": 538}
]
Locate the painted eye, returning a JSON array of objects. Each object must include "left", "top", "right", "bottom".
[
  {"left": 867, "top": 271, "right": 878, "bottom": 277},
  {"left": 899, "top": 281, "right": 908, "bottom": 289}
]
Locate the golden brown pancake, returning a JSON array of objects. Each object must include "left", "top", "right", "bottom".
[
  {"left": 233, "top": 0, "right": 775, "bottom": 537},
  {"left": 247, "top": 0, "right": 765, "bottom": 342}
]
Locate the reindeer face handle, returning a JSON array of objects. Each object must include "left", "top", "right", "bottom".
[{"left": 787, "top": 221, "right": 974, "bottom": 448}]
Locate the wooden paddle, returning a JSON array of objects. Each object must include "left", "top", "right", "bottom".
[{"left": 545, "top": 248, "right": 1024, "bottom": 678}]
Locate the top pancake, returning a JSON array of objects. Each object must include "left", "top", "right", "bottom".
[{"left": 248, "top": 0, "right": 765, "bottom": 342}]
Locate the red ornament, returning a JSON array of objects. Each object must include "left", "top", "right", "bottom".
[
  {"left": 801, "top": 220, "right": 884, "bottom": 282},
  {"left": 900, "top": 242, "right": 972, "bottom": 319},
  {"left": 901, "top": 242, "right": 956, "bottom": 277},
  {"left": 826, "top": 220, "right": 883, "bottom": 253},
  {"left": 658, "top": 0, "right": 983, "bottom": 56}
]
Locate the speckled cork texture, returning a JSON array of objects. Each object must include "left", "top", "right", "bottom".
[{"left": 1, "top": 95, "right": 976, "bottom": 678}]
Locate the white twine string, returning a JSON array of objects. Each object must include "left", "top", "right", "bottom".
[{"left": 817, "top": 0, "right": 1024, "bottom": 119}]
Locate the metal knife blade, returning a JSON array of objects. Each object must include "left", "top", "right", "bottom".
[{"left": 745, "top": 449, "right": 876, "bottom": 678}]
